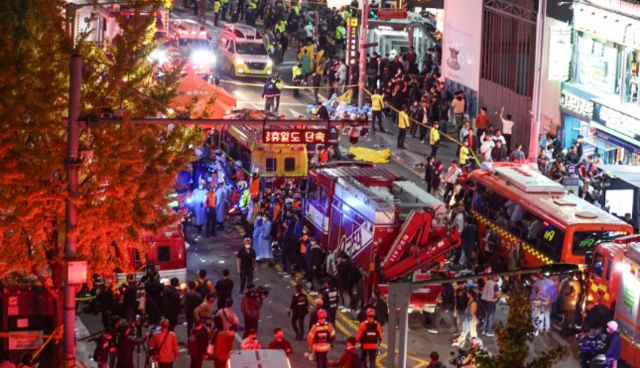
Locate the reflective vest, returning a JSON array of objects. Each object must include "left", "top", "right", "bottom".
[
  {"left": 206, "top": 191, "right": 217, "bottom": 208},
  {"left": 398, "top": 111, "right": 410, "bottom": 129},
  {"left": 371, "top": 94, "right": 383, "bottom": 111},
  {"left": 361, "top": 322, "right": 381, "bottom": 348},
  {"left": 275, "top": 79, "right": 284, "bottom": 93},
  {"left": 342, "top": 10, "right": 351, "bottom": 21},
  {"left": 221, "top": 0, "right": 228, "bottom": 4},
  {"left": 214, "top": 1, "right": 221, "bottom": 12},
  {"left": 318, "top": 150, "right": 329, "bottom": 163},
  {"left": 249, "top": 177, "right": 261, "bottom": 198},
  {"left": 335, "top": 26, "right": 345, "bottom": 40},
  {"left": 292, "top": 65, "right": 303, "bottom": 79},
  {"left": 314, "top": 324, "right": 330, "bottom": 343},
  {"left": 323, "top": 287, "right": 338, "bottom": 309},
  {"left": 459, "top": 146, "right": 471, "bottom": 165},
  {"left": 249, "top": 0, "right": 257, "bottom": 9},
  {"left": 239, "top": 189, "right": 250, "bottom": 210},
  {"left": 293, "top": 293, "right": 308, "bottom": 314},
  {"left": 291, "top": 4, "right": 300, "bottom": 15},
  {"left": 430, "top": 128, "right": 440, "bottom": 146}
]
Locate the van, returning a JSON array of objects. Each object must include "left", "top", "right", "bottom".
[
  {"left": 217, "top": 24, "right": 273, "bottom": 78},
  {"left": 227, "top": 349, "right": 291, "bottom": 368}
]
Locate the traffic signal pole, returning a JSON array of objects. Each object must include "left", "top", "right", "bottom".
[{"left": 357, "top": 0, "right": 368, "bottom": 108}]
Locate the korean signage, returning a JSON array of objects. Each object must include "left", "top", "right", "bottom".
[
  {"left": 592, "top": 102, "right": 640, "bottom": 141},
  {"left": 548, "top": 26, "right": 572, "bottom": 81},
  {"left": 377, "top": 9, "right": 408, "bottom": 20},
  {"left": 559, "top": 88, "right": 594, "bottom": 121},
  {"left": 263, "top": 129, "right": 327, "bottom": 144},
  {"left": 8, "top": 331, "right": 43, "bottom": 350},
  {"left": 345, "top": 18, "right": 359, "bottom": 67}
]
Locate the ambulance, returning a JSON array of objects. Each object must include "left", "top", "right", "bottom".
[{"left": 217, "top": 24, "right": 274, "bottom": 78}]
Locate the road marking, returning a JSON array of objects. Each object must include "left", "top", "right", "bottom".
[
  {"left": 232, "top": 90, "right": 246, "bottom": 99},
  {"left": 376, "top": 351, "right": 388, "bottom": 368}
]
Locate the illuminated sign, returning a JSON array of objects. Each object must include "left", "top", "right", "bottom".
[
  {"left": 548, "top": 26, "right": 572, "bottom": 81},
  {"left": 377, "top": 9, "right": 408, "bottom": 20},
  {"left": 346, "top": 17, "right": 359, "bottom": 66},
  {"left": 559, "top": 89, "right": 594, "bottom": 120},
  {"left": 593, "top": 102, "right": 640, "bottom": 141},
  {"left": 263, "top": 129, "right": 327, "bottom": 144}
]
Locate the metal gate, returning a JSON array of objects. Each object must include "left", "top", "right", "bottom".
[{"left": 480, "top": 0, "right": 537, "bottom": 150}]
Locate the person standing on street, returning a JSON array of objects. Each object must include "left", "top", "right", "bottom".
[
  {"left": 115, "top": 322, "right": 147, "bottom": 368},
  {"left": 274, "top": 74, "right": 284, "bottom": 112},
  {"left": 370, "top": 89, "right": 385, "bottom": 133},
  {"left": 187, "top": 319, "right": 209, "bottom": 368},
  {"left": 373, "top": 289, "right": 389, "bottom": 327},
  {"left": 279, "top": 221, "right": 296, "bottom": 276},
  {"left": 241, "top": 284, "right": 264, "bottom": 338},
  {"left": 320, "top": 279, "right": 339, "bottom": 325},
  {"left": 193, "top": 293, "right": 216, "bottom": 328},
  {"left": 163, "top": 278, "right": 181, "bottom": 331},
  {"left": 443, "top": 160, "right": 462, "bottom": 206},
  {"left": 144, "top": 269, "right": 163, "bottom": 326},
  {"left": 560, "top": 273, "right": 581, "bottom": 336},
  {"left": 356, "top": 308, "right": 383, "bottom": 368},
  {"left": 206, "top": 186, "right": 217, "bottom": 237},
  {"left": 479, "top": 276, "right": 501, "bottom": 337},
  {"left": 397, "top": 105, "right": 410, "bottom": 149},
  {"left": 149, "top": 319, "right": 179, "bottom": 368},
  {"left": 93, "top": 330, "right": 114, "bottom": 368},
  {"left": 214, "top": 269, "right": 234, "bottom": 311},
  {"left": 185, "top": 281, "right": 203, "bottom": 336},
  {"left": 460, "top": 217, "right": 478, "bottom": 270},
  {"left": 307, "top": 309, "right": 336, "bottom": 368},
  {"left": 237, "top": 238, "right": 257, "bottom": 295},
  {"left": 217, "top": 298, "right": 240, "bottom": 331},
  {"left": 213, "top": 0, "right": 221, "bottom": 26},
  {"left": 292, "top": 60, "right": 304, "bottom": 98},
  {"left": 212, "top": 325, "right": 237, "bottom": 368},
  {"left": 289, "top": 284, "right": 309, "bottom": 340},
  {"left": 262, "top": 78, "right": 278, "bottom": 112},
  {"left": 312, "top": 71, "right": 321, "bottom": 104},
  {"left": 198, "top": 0, "right": 207, "bottom": 23},
  {"left": 196, "top": 269, "right": 213, "bottom": 300},
  {"left": 429, "top": 122, "right": 441, "bottom": 159},
  {"left": 121, "top": 274, "right": 138, "bottom": 323},
  {"left": 268, "top": 328, "right": 293, "bottom": 356},
  {"left": 500, "top": 107, "right": 514, "bottom": 151}
]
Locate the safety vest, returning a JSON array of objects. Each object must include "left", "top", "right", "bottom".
[
  {"left": 342, "top": 10, "right": 351, "bottom": 21},
  {"left": 206, "top": 191, "right": 217, "bottom": 208},
  {"left": 214, "top": 1, "right": 221, "bottom": 12},
  {"left": 459, "top": 146, "right": 470, "bottom": 165},
  {"left": 249, "top": 0, "right": 257, "bottom": 9},
  {"left": 300, "top": 235, "right": 308, "bottom": 253},
  {"left": 275, "top": 79, "right": 284, "bottom": 92},
  {"left": 361, "top": 322, "right": 381, "bottom": 347},
  {"left": 371, "top": 94, "right": 383, "bottom": 111},
  {"left": 314, "top": 323, "right": 330, "bottom": 343},
  {"left": 318, "top": 150, "right": 329, "bottom": 163},
  {"left": 239, "top": 190, "right": 250, "bottom": 210},
  {"left": 249, "top": 177, "right": 261, "bottom": 198},
  {"left": 221, "top": 0, "right": 228, "bottom": 4},
  {"left": 398, "top": 111, "right": 410, "bottom": 129},
  {"left": 292, "top": 65, "right": 303, "bottom": 78},
  {"left": 324, "top": 287, "right": 338, "bottom": 309},
  {"left": 430, "top": 128, "right": 440, "bottom": 146},
  {"left": 291, "top": 4, "right": 300, "bottom": 15},
  {"left": 336, "top": 26, "right": 346, "bottom": 40}
]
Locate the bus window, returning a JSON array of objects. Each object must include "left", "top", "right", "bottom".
[
  {"left": 284, "top": 157, "right": 296, "bottom": 172},
  {"left": 572, "top": 231, "right": 624, "bottom": 256},
  {"left": 157, "top": 246, "right": 171, "bottom": 262},
  {"left": 606, "top": 257, "right": 613, "bottom": 281},
  {"left": 266, "top": 157, "right": 277, "bottom": 173},
  {"left": 591, "top": 252, "right": 605, "bottom": 278}
]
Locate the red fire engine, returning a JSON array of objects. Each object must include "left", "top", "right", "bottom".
[{"left": 306, "top": 163, "right": 460, "bottom": 313}]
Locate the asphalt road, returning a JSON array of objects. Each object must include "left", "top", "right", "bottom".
[{"left": 74, "top": 6, "right": 585, "bottom": 368}]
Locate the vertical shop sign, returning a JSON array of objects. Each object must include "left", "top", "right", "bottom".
[
  {"left": 548, "top": 26, "right": 572, "bottom": 81},
  {"left": 346, "top": 18, "right": 359, "bottom": 67}
]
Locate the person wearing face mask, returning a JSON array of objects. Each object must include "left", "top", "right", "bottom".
[
  {"left": 191, "top": 179, "right": 208, "bottom": 236},
  {"left": 237, "top": 238, "right": 257, "bottom": 295},
  {"left": 256, "top": 213, "right": 273, "bottom": 261}
]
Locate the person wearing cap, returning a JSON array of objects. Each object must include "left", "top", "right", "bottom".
[
  {"left": 604, "top": 320, "right": 621, "bottom": 366},
  {"left": 397, "top": 105, "right": 410, "bottom": 149},
  {"left": 149, "top": 319, "right": 179, "bottom": 367},
  {"left": 356, "top": 308, "right": 383, "bottom": 368},
  {"left": 307, "top": 309, "right": 336, "bottom": 368},
  {"left": 237, "top": 238, "right": 257, "bottom": 295}
]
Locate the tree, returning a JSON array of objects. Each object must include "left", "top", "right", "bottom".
[
  {"left": 0, "top": 0, "right": 203, "bottom": 363},
  {"left": 474, "top": 287, "right": 568, "bottom": 368}
]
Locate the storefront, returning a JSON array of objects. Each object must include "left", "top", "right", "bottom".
[{"left": 591, "top": 99, "right": 640, "bottom": 165}]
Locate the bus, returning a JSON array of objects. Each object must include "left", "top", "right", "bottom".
[
  {"left": 215, "top": 124, "right": 309, "bottom": 186},
  {"left": 470, "top": 164, "right": 633, "bottom": 267}
]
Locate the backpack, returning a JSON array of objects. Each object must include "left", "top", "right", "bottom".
[{"left": 196, "top": 280, "right": 210, "bottom": 299}]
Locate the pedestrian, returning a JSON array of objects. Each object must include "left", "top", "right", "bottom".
[
  {"left": 328, "top": 336, "right": 360, "bottom": 368},
  {"left": 355, "top": 308, "right": 383, "bottom": 368},
  {"left": 397, "top": 105, "right": 410, "bottom": 149},
  {"left": 306, "top": 238, "right": 324, "bottom": 294},
  {"left": 479, "top": 276, "right": 501, "bottom": 337},
  {"left": 320, "top": 278, "right": 339, "bottom": 324},
  {"left": 475, "top": 107, "right": 490, "bottom": 146},
  {"left": 214, "top": 269, "right": 234, "bottom": 311},
  {"left": 213, "top": 0, "right": 221, "bottom": 26},
  {"left": 193, "top": 292, "right": 216, "bottom": 328},
  {"left": 605, "top": 320, "right": 621, "bottom": 367},
  {"left": 429, "top": 122, "right": 441, "bottom": 158},
  {"left": 163, "top": 278, "right": 181, "bottom": 331},
  {"left": 268, "top": 328, "right": 293, "bottom": 356},
  {"left": 482, "top": 227, "right": 498, "bottom": 267},
  {"left": 187, "top": 319, "right": 209, "bottom": 368},
  {"left": 256, "top": 213, "right": 273, "bottom": 261},
  {"left": 198, "top": 0, "right": 207, "bottom": 22},
  {"left": 115, "top": 322, "right": 147, "bottom": 368},
  {"left": 480, "top": 135, "right": 495, "bottom": 163},
  {"left": 240, "top": 329, "right": 262, "bottom": 350},
  {"left": 309, "top": 298, "right": 324, "bottom": 333},
  {"left": 312, "top": 71, "right": 321, "bottom": 103},
  {"left": 93, "top": 329, "right": 114, "bottom": 368},
  {"left": 215, "top": 178, "right": 227, "bottom": 231},
  {"left": 191, "top": 179, "right": 208, "bottom": 235},
  {"left": 289, "top": 284, "right": 309, "bottom": 340},
  {"left": 500, "top": 107, "right": 514, "bottom": 151},
  {"left": 541, "top": 274, "right": 558, "bottom": 335},
  {"left": 452, "top": 289, "right": 478, "bottom": 348},
  {"left": 148, "top": 319, "right": 179, "bottom": 368},
  {"left": 301, "top": 49, "right": 311, "bottom": 81},
  {"left": 424, "top": 156, "right": 436, "bottom": 193},
  {"left": 196, "top": 269, "right": 213, "bottom": 300},
  {"left": 241, "top": 284, "right": 264, "bottom": 338},
  {"left": 451, "top": 93, "right": 465, "bottom": 133},
  {"left": 292, "top": 60, "right": 304, "bottom": 98},
  {"left": 560, "top": 273, "right": 580, "bottom": 336},
  {"left": 509, "top": 144, "right": 526, "bottom": 163},
  {"left": 206, "top": 185, "right": 217, "bottom": 237},
  {"left": 279, "top": 220, "right": 296, "bottom": 276},
  {"left": 370, "top": 89, "right": 385, "bottom": 133},
  {"left": 262, "top": 78, "right": 278, "bottom": 113},
  {"left": 373, "top": 289, "right": 389, "bottom": 327},
  {"left": 216, "top": 298, "right": 240, "bottom": 331},
  {"left": 237, "top": 237, "right": 257, "bottom": 295},
  {"left": 185, "top": 281, "right": 203, "bottom": 336},
  {"left": 212, "top": 325, "right": 236, "bottom": 368},
  {"left": 431, "top": 161, "right": 443, "bottom": 196},
  {"left": 307, "top": 309, "right": 336, "bottom": 368},
  {"left": 460, "top": 216, "right": 478, "bottom": 270},
  {"left": 427, "top": 282, "right": 455, "bottom": 334},
  {"left": 121, "top": 274, "right": 138, "bottom": 323},
  {"left": 144, "top": 269, "right": 163, "bottom": 326},
  {"left": 443, "top": 160, "right": 461, "bottom": 206}
]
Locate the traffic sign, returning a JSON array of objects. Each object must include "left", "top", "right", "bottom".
[{"left": 377, "top": 9, "right": 408, "bottom": 20}]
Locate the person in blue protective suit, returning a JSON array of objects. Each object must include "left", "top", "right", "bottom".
[
  {"left": 191, "top": 179, "right": 208, "bottom": 235},
  {"left": 256, "top": 213, "right": 273, "bottom": 261},
  {"left": 215, "top": 177, "right": 228, "bottom": 232}
]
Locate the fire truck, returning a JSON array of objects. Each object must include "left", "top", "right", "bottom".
[
  {"left": 586, "top": 235, "right": 640, "bottom": 366},
  {"left": 306, "top": 164, "right": 460, "bottom": 313}
]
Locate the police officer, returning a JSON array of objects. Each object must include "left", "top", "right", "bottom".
[
  {"left": 307, "top": 309, "right": 335, "bottom": 368},
  {"left": 246, "top": 0, "right": 257, "bottom": 26},
  {"left": 289, "top": 284, "right": 309, "bottom": 341},
  {"left": 213, "top": 0, "right": 221, "bottom": 26},
  {"left": 274, "top": 74, "right": 284, "bottom": 112},
  {"left": 356, "top": 308, "right": 383, "bottom": 368},
  {"left": 221, "top": 0, "right": 229, "bottom": 20},
  {"left": 292, "top": 61, "right": 303, "bottom": 98},
  {"left": 397, "top": 104, "right": 410, "bottom": 149},
  {"left": 262, "top": 78, "right": 278, "bottom": 112},
  {"left": 320, "top": 279, "right": 338, "bottom": 324},
  {"left": 370, "top": 89, "right": 385, "bottom": 133}
]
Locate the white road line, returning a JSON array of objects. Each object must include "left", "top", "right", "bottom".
[{"left": 232, "top": 90, "right": 245, "bottom": 99}]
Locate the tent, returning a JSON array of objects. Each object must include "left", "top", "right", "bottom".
[{"left": 170, "top": 72, "right": 236, "bottom": 119}]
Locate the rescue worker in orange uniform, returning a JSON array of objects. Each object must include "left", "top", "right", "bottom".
[
  {"left": 356, "top": 308, "right": 383, "bottom": 368},
  {"left": 249, "top": 169, "right": 261, "bottom": 199},
  {"left": 307, "top": 309, "right": 335, "bottom": 368},
  {"left": 205, "top": 185, "right": 217, "bottom": 237},
  {"left": 317, "top": 145, "right": 330, "bottom": 164}
]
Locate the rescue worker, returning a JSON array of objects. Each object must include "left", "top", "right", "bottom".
[
  {"left": 238, "top": 181, "right": 250, "bottom": 232},
  {"left": 307, "top": 309, "right": 336, "bottom": 368},
  {"left": 274, "top": 74, "right": 284, "bottom": 112},
  {"left": 290, "top": 1, "right": 300, "bottom": 15},
  {"left": 262, "top": 78, "right": 278, "bottom": 112},
  {"left": 335, "top": 23, "right": 345, "bottom": 48},
  {"left": 292, "top": 60, "right": 304, "bottom": 98},
  {"left": 317, "top": 145, "right": 330, "bottom": 165},
  {"left": 397, "top": 105, "right": 410, "bottom": 149},
  {"left": 458, "top": 139, "right": 471, "bottom": 166},
  {"left": 213, "top": 0, "right": 221, "bottom": 26},
  {"left": 370, "top": 89, "right": 385, "bottom": 133},
  {"left": 320, "top": 279, "right": 339, "bottom": 324},
  {"left": 429, "top": 121, "right": 441, "bottom": 159},
  {"left": 249, "top": 169, "right": 261, "bottom": 199},
  {"left": 220, "top": 0, "right": 229, "bottom": 21},
  {"left": 214, "top": 177, "right": 227, "bottom": 232},
  {"left": 289, "top": 284, "right": 309, "bottom": 341},
  {"left": 356, "top": 308, "right": 383, "bottom": 368},
  {"left": 205, "top": 186, "right": 217, "bottom": 237}
]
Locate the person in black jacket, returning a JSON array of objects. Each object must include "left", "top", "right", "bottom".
[
  {"left": 306, "top": 238, "right": 324, "bottom": 294},
  {"left": 424, "top": 156, "right": 436, "bottom": 193},
  {"left": 184, "top": 281, "right": 203, "bottom": 336},
  {"left": 144, "top": 270, "right": 163, "bottom": 326},
  {"left": 115, "top": 322, "right": 147, "bottom": 368},
  {"left": 188, "top": 319, "right": 210, "bottom": 368},
  {"left": 427, "top": 283, "right": 456, "bottom": 334},
  {"left": 93, "top": 330, "right": 114, "bottom": 368},
  {"left": 121, "top": 274, "right": 138, "bottom": 323},
  {"left": 373, "top": 289, "right": 389, "bottom": 327},
  {"left": 336, "top": 253, "right": 352, "bottom": 310},
  {"left": 279, "top": 221, "right": 296, "bottom": 275},
  {"left": 214, "top": 269, "right": 234, "bottom": 311},
  {"left": 163, "top": 278, "right": 181, "bottom": 331}
]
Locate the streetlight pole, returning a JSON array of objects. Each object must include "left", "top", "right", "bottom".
[
  {"left": 528, "top": 0, "right": 547, "bottom": 162},
  {"left": 357, "top": 1, "right": 369, "bottom": 108},
  {"left": 63, "top": 55, "right": 83, "bottom": 368}
]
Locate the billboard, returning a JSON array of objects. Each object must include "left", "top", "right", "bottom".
[{"left": 442, "top": 0, "right": 483, "bottom": 91}]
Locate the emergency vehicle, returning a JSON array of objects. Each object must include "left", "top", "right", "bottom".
[
  {"left": 470, "top": 164, "right": 632, "bottom": 268},
  {"left": 585, "top": 235, "right": 640, "bottom": 366},
  {"left": 170, "top": 18, "right": 209, "bottom": 45},
  {"left": 306, "top": 164, "right": 460, "bottom": 313},
  {"left": 217, "top": 24, "right": 274, "bottom": 78}
]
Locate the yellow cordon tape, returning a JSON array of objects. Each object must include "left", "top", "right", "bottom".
[{"left": 473, "top": 212, "right": 554, "bottom": 265}]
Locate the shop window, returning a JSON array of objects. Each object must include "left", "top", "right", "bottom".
[
  {"left": 157, "top": 246, "right": 171, "bottom": 262},
  {"left": 575, "top": 34, "right": 619, "bottom": 95},
  {"left": 624, "top": 49, "right": 640, "bottom": 105},
  {"left": 284, "top": 157, "right": 296, "bottom": 172},
  {"left": 265, "top": 157, "right": 277, "bottom": 173}
]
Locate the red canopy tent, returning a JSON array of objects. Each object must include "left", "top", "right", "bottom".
[{"left": 170, "top": 72, "right": 236, "bottom": 118}]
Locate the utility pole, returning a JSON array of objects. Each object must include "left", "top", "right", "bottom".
[
  {"left": 357, "top": 1, "right": 369, "bottom": 108},
  {"left": 528, "top": 0, "right": 547, "bottom": 162},
  {"left": 63, "top": 55, "right": 82, "bottom": 368}
]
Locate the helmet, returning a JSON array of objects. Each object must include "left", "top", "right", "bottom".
[
  {"left": 235, "top": 161, "right": 243, "bottom": 168},
  {"left": 317, "top": 309, "right": 327, "bottom": 319},
  {"left": 217, "top": 177, "right": 225, "bottom": 184},
  {"left": 243, "top": 238, "right": 252, "bottom": 244},
  {"left": 607, "top": 320, "right": 618, "bottom": 331},
  {"left": 366, "top": 308, "right": 376, "bottom": 318}
]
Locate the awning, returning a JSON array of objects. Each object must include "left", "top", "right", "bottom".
[
  {"left": 170, "top": 72, "right": 236, "bottom": 119},
  {"left": 590, "top": 121, "right": 640, "bottom": 155},
  {"left": 598, "top": 164, "right": 640, "bottom": 189}
]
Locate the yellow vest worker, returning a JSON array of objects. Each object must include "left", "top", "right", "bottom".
[
  {"left": 398, "top": 111, "right": 410, "bottom": 129},
  {"left": 371, "top": 93, "right": 384, "bottom": 111},
  {"left": 214, "top": 0, "right": 221, "bottom": 13},
  {"left": 292, "top": 65, "right": 303, "bottom": 79},
  {"left": 459, "top": 144, "right": 471, "bottom": 165},
  {"left": 335, "top": 26, "right": 345, "bottom": 40},
  {"left": 249, "top": 0, "right": 257, "bottom": 9},
  {"left": 430, "top": 127, "right": 441, "bottom": 146}
]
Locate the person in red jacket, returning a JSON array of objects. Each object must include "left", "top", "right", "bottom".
[
  {"left": 355, "top": 308, "right": 383, "bottom": 368},
  {"left": 329, "top": 336, "right": 361, "bottom": 368},
  {"left": 212, "top": 325, "right": 236, "bottom": 368}
]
